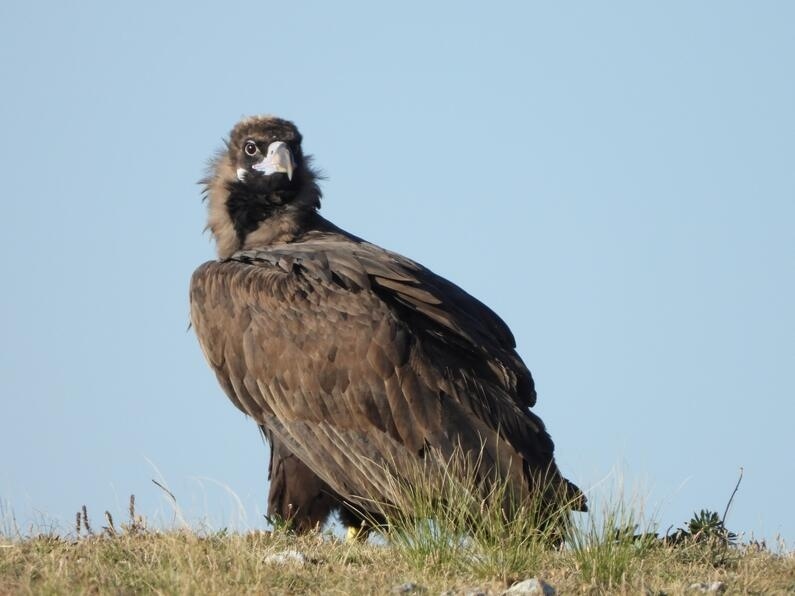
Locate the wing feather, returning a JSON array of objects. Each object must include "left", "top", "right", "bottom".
[{"left": 190, "top": 231, "right": 572, "bottom": 512}]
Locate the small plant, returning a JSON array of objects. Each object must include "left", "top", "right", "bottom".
[
  {"left": 124, "top": 494, "right": 147, "bottom": 535},
  {"left": 667, "top": 509, "right": 737, "bottom": 547},
  {"left": 663, "top": 470, "right": 744, "bottom": 569},
  {"left": 264, "top": 512, "right": 297, "bottom": 535},
  {"left": 666, "top": 469, "right": 743, "bottom": 551}
]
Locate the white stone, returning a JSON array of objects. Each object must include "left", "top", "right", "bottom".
[
  {"left": 263, "top": 549, "right": 307, "bottom": 566},
  {"left": 502, "top": 578, "right": 555, "bottom": 595},
  {"left": 688, "top": 581, "right": 727, "bottom": 593}
]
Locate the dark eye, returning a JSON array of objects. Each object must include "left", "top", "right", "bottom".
[{"left": 244, "top": 141, "right": 257, "bottom": 156}]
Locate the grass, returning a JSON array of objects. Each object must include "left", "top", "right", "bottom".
[
  {"left": 2, "top": 521, "right": 793, "bottom": 594},
  {"left": 352, "top": 445, "right": 575, "bottom": 583},
  {"left": 567, "top": 498, "right": 656, "bottom": 589},
  {"left": 2, "top": 471, "right": 794, "bottom": 594}
]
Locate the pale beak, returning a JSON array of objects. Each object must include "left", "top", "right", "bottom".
[{"left": 252, "top": 141, "right": 294, "bottom": 180}]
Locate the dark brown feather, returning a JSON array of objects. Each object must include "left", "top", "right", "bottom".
[{"left": 191, "top": 221, "right": 584, "bottom": 516}]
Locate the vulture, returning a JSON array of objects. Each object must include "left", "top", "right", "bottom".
[{"left": 190, "top": 115, "right": 586, "bottom": 536}]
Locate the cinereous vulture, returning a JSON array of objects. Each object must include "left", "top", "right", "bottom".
[{"left": 190, "top": 115, "right": 586, "bottom": 535}]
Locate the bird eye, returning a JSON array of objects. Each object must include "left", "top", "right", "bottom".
[{"left": 244, "top": 141, "right": 258, "bottom": 156}]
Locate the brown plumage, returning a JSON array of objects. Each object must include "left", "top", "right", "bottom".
[{"left": 190, "top": 115, "right": 585, "bottom": 532}]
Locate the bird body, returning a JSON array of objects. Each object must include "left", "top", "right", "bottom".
[{"left": 190, "top": 115, "right": 585, "bottom": 532}]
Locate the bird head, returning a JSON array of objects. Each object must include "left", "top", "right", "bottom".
[
  {"left": 228, "top": 116, "right": 303, "bottom": 191},
  {"left": 203, "top": 115, "right": 322, "bottom": 258}
]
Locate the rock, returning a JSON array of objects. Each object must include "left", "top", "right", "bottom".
[
  {"left": 502, "top": 578, "right": 555, "bottom": 595},
  {"left": 263, "top": 549, "right": 308, "bottom": 566},
  {"left": 687, "top": 582, "right": 726, "bottom": 593},
  {"left": 392, "top": 582, "right": 425, "bottom": 593}
]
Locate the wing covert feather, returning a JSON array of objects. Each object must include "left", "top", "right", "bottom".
[{"left": 190, "top": 234, "right": 561, "bottom": 510}]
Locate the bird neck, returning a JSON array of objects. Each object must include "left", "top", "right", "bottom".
[
  {"left": 226, "top": 185, "right": 294, "bottom": 244},
  {"left": 205, "top": 159, "right": 322, "bottom": 258},
  {"left": 238, "top": 204, "right": 320, "bottom": 251}
]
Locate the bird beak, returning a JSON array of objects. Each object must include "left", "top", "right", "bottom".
[{"left": 252, "top": 141, "right": 294, "bottom": 180}]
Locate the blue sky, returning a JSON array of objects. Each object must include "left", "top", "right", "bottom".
[{"left": 1, "top": 2, "right": 793, "bottom": 543}]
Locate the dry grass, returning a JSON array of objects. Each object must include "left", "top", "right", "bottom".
[
  {"left": 1, "top": 467, "right": 793, "bottom": 594},
  {"left": 1, "top": 524, "right": 793, "bottom": 595}
]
